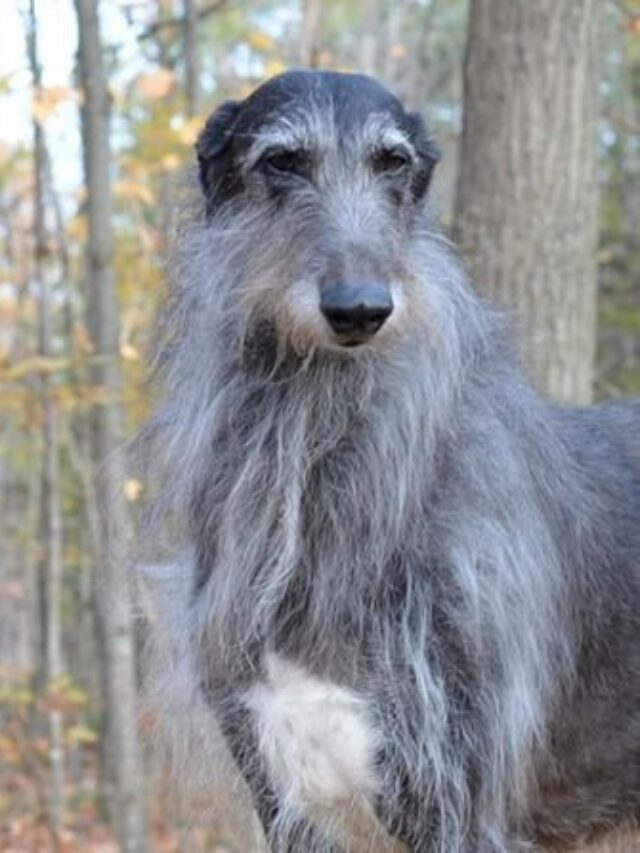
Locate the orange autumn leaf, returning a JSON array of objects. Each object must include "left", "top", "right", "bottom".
[
  {"left": 137, "top": 68, "right": 176, "bottom": 99},
  {"left": 32, "top": 86, "right": 79, "bottom": 124}
]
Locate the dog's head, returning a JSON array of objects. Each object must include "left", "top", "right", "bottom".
[{"left": 195, "top": 70, "right": 440, "bottom": 354}]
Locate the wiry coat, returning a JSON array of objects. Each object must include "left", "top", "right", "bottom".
[{"left": 143, "top": 71, "right": 640, "bottom": 852}]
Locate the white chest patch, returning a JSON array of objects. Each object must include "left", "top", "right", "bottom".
[{"left": 244, "top": 653, "right": 380, "bottom": 811}]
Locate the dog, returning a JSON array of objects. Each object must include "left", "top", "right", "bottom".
[{"left": 142, "top": 70, "right": 640, "bottom": 852}]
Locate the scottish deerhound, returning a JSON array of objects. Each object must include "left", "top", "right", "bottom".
[{"left": 144, "top": 71, "right": 640, "bottom": 852}]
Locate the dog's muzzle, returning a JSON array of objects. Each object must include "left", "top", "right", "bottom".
[{"left": 320, "top": 283, "right": 393, "bottom": 346}]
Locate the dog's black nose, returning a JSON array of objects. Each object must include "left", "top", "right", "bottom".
[{"left": 320, "top": 283, "right": 394, "bottom": 341}]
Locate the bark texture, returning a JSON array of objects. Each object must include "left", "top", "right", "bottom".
[
  {"left": 455, "top": 0, "right": 601, "bottom": 403},
  {"left": 183, "top": 0, "right": 200, "bottom": 117},
  {"left": 74, "top": 1, "right": 148, "bottom": 849},
  {"left": 299, "top": 0, "right": 322, "bottom": 67},
  {"left": 26, "top": 0, "right": 65, "bottom": 831}
]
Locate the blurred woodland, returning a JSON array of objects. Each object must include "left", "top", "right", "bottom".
[{"left": 0, "top": 0, "right": 639, "bottom": 851}]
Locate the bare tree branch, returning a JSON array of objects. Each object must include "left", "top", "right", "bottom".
[{"left": 137, "top": 0, "right": 228, "bottom": 42}]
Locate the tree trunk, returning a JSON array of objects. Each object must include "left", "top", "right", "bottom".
[
  {"left": 25, "top": 0, "right": 65, "bottom": 832},
  {"left": 299, "top": 0, "right": 322, "bottom": 67},
  {"left": 73, "top": 1, "right": 148, "bottom": 850},
  {"left": 359, "top": 0, "right": 382, "bottom": 78},
  {"left": 183, "top": 0, "right": 200, "bottom": 117},
  {"left": 455, "top": 0, "right": 601, "bottom": 403}
]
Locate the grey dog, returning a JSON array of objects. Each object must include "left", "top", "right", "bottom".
[{"left": 144, "top": 71, "right": 640, "bottom": 851}]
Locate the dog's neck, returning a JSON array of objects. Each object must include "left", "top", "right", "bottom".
[{"left": 189, "top": 337, "right": 455, "bottom": 651}]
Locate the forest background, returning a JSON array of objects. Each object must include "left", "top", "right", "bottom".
[{"left": 0, "top": 0, "right": 639, "bottom": 850}]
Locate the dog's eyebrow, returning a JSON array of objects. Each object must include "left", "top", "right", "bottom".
[
  {"left": 241, "top": 124, "right": 311, "bottom": 170},
  {"left": 377, "top": 127, "right": 415, "bottom": 154},
  {"left": 361, "top": 114, "right": 416, "bottom": 159}
]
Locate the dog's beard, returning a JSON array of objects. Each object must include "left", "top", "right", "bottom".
[
  {"left": 240, "top": 314, "right": 350, "bottom": 379},
  {"left": 240, "top": 316, "right": 283, "bottom": 375}
]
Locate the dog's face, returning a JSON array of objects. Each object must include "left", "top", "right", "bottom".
[{"left": 196, "top": 71, "right": 439, "bottom": 354}]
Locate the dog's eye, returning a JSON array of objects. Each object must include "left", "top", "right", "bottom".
[
  {"left": 262, "top": 149, "right": 310, "bottom": 177},
  {"left": 371, "top": 148, "right": 411, "bottom": 175}
]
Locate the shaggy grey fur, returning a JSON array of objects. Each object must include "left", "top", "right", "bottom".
[{"left": 142, "top": 71, "right": 640, "bottom": 852}]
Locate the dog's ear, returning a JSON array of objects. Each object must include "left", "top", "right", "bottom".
[
  {"left": 196, "top": 100, "right": 242, "bottom": 210},
  {"left": 406, "top": 112, "right": 440, "bottom": 202}
]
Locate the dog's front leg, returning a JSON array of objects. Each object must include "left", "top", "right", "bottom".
[{"left": 204, "top": 679, "right": 341, "bottom": 852}]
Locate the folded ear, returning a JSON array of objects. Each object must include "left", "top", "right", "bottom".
[
  {"left": 406, "top": 111, "right": 440, "bottom": 202},
  {"left": 196, "top": 100, "right": 242, "bottom": 211}
]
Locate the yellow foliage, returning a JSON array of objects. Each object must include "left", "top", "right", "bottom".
[
  {"left": 0, "top": 683, "right": 35, "bottom": 707},
  {"left": 115, "top": 232, "right": 163, "bottom": 305},
  {"left": 162, "top": 153, "right": 181, "bottom": 171},
  {"left": 114, "top": 180, "right": 155, "bottom": 206},
  {"left": 131, "top": 101, "right": 188, "bottom": 166},
  {"left": 66, "top": 724, "right": 99, "bottom": 747},
  {"left": 0, "top": 386, "right": 30, "bottom": 415},
  {"left": 247, "top": 30, "right": 276, "bottom": 52},
  {"left": 239, "top": 82, "right": 256, "bottom": 99},
  {"left": 264, "top": 60, "right": 287, "bottom": 79},
  {"left": 67, "top": 215, "right": 88, "bottom": 249},
  {"left": 5, "top": 356, "right": 69, "bottom": 380},
  {"left": 178, "top": 115, "right": 205, "bottom": 146},
  {"left": 54, "top": 382, "right": 112, "bottom": 412},
  {"left": 44, "top": 675, "right": 88, "bottom": 714}
]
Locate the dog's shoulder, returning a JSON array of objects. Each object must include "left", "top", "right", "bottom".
[{"left": 553, "top": 397, "right": 640, "bottom": 478}]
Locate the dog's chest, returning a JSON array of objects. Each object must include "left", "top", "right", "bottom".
[{"left": 243, "top": 653, "right": 380, "bottom": 811}]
